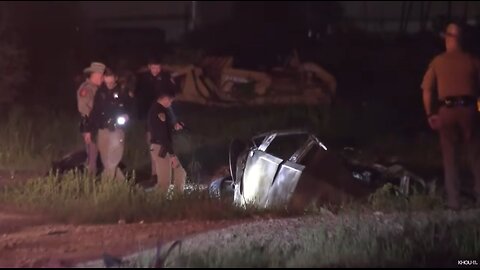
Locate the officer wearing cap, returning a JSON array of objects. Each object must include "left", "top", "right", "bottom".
[
  {"left": 421, "top": 22, "right": 480, "bottom": 210},
  {"left": 148, "top": 81, "right": 186, "bottom": 194},
  {"left": 77, "top": 62, "right": 106, "bottom": 175},
  {"left": 89, "top": 68, "right": 132, "bottom": 181}
]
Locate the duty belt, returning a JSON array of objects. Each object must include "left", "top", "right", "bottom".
[{"left": 439, "top": 96, "right": 477, "bottom": 108}]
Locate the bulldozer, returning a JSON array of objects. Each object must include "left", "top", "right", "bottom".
[{"left": 164, "top": 50, "right": 337, "bottom": 107}]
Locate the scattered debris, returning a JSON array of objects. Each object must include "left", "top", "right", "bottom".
[
  {"left": 342, "top": 147, "right": 434, "bottom": 196},
  {"left": 210, "top": 130, "right": 438, "bottom": 210}
]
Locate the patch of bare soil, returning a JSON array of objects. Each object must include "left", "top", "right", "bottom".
[
  {"left": 0, "top": 211, "right": 251, "bottom": 268},
  {"left": 0, "top": 170, "right": 253, "bottom": 268}
]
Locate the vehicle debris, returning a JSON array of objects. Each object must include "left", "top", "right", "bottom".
[{"left": 209, "top": 130, "right": 437, "bottom": 210}]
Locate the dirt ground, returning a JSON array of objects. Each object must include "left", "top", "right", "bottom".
[
  {"left": 0, "top": 212, "right": 251, "bottom": 268},
  {"left": 0, "top": 152, "right": 371, "bottom": 268},
  {"left": 0, "top": 152, "right": 391, "bottom": 268},
  {"left": 0, "top": 171, "right": 253, "bottom": 268}
]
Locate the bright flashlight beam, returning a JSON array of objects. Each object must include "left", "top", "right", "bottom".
[{"left": 117, "top": 116, "right": 126, "bottom": 125}]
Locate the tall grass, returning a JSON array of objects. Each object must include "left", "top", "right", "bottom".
[
  {"left": 0, "top": 107, "right": 81, "bottom": 171},
  {"left": 0, "top": 103, "right": 443, "bottom": 182},
  {"left": 0, "top": 170, "right": 290, "bottom": 224},
  {"left": 0, "top": 104, "right": 328, "bottom": 172}
]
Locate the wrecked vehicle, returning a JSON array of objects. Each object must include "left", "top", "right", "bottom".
[
  {"left": 209, "top": 130, "right": 373, "bottom": 210},
  {"left": 210, "top": 130, "right": 436, "bottom": 210},
  {"left": 232, "top": 130, "right": 328, "bottom": 209}
]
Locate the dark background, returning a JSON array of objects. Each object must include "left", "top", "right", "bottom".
[{"left": 2, "top": 1, "right": 480, "bottom": 137}]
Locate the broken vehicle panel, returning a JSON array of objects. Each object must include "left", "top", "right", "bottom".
[
  {"left": 227, "top": 130, "right": 329, "bottom": 209},
  {"left": 212, "top": 129, "right": 439, "bottom": 209}
]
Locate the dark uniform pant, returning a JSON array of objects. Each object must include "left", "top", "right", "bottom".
[{"left": 438, "top": 106, "right": 480, "bottom": 207}]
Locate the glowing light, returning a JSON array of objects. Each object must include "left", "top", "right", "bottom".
[{"left": 116, "top": 116, "right": 127, "bottom": 125}]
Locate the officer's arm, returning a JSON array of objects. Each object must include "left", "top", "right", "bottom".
[
  {"left": 87, "top": 90, "right": 103, "bottom": 132},
  {"left": 77, "top": 87, "right": 94, "bottom": 133},
  {"left": 77, "top": 89, "right": 92, "bottom": 117},
  {"left": 421, "top": 64, "right": 436, "bottom": 116},
  {"left": 167, "top": 106, "right": 179, "bottom": 125}
]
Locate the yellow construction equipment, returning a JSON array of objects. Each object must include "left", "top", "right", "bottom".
[{"left": 165, "top": 53, "right": 336, "bottom": 107}]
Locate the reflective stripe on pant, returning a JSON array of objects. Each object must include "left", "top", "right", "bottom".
[
  {"left": 98, "top": 128, "right": 125, "bottom": 181},
  {"left": 150, "top": 144, "right": 186, "bottom": 194}
]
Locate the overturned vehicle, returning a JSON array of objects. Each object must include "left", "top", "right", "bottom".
[
  {"left": 210, "top": 130, "right": 370, "bottom": 210},
  {"left": 209, "top": 130, "right": 433, "bottom": 210}
]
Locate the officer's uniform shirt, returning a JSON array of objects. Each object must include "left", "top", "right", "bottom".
[
  {"left": 136, "top": 71, "right": 175, "bottom": 119},
  {"left": 90, "top": 84, "right": 131, "bottom": 132},
  {"left": 77, "top": 80, "right": 99, "bottom": 117},
  {"left": 77, "top": 80, "right": 99, "bottom": 132},
  {"left": 147, "top": 102, "right": 174, "bottom": 155},
  {"left": 422, "top": 50, "right": 480, "bottom": 99}
]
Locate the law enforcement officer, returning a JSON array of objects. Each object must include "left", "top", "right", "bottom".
[
  {"left": 421, "top": 22, "right": 480, "bottom": 209},
  {"left": 90, "top": 68, "right": 132, "bottom": 181},
  {"left": 147, "top": 84, "right": 186, "bottom": 194},
  {"left": 77, "top": 62, "right": 106, "bottom": 175},
  {"left": 136, "top": 56, "right": 184, "bottom": 181}
]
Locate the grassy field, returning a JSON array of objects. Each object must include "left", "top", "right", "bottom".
[
  {"left": 0, "top": 100, "right": 443, "bottom": 174},
  {"left": 0, "top": 170, "right": 281, "bottom": 224},
  {"left": 0, "top": 101, "right": 448, "bottom": 221},
  {"left": 2, "top": 102, "right": 478, "bottom": 268}
]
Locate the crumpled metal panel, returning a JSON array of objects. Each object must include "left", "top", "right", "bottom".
[
  {"left": 234, "top": 150, "right": 282, "bottom": 207},
  {"left": 232, "top": 130, "right": 328, "bottom": 209},
  {"left": 264, "top": 161, "right": 304, "bottom": 208}
]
